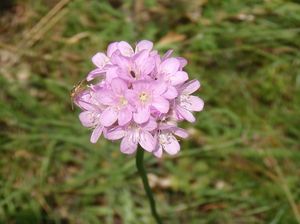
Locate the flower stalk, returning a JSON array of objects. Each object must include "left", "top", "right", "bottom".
[{"left": 136, "top": 147, "right": 163, "bottom": 224}]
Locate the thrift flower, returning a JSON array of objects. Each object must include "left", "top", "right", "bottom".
[{"left": 73, "top": 40, "right": 204, "bottom": 157}]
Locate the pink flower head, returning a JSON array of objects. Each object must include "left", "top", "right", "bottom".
[{"left": 74, "top": 40, "right": 204, "bottom": 157}]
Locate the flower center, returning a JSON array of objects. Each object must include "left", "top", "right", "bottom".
[
  {"left": 139, "top": 92, "right": 149, "bottom": 103},
  {"left": 159, "top": 132, "right": 174, "bottom": 147},
  {"left": 178, "top": 94, "right": 192, "bottom": 109},
  {"left": 119, "top": 96, "right": 128, "bottom": 106}
]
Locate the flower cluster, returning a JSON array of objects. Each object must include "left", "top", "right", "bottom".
[{"left": 74, "top": 40, "right": 204, "bottom": 157}]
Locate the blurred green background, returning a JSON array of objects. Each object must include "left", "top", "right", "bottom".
[{"left": 0, "top": 0, "right": 300, "bottom": 223}]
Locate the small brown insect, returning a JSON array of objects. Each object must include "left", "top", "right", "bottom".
[
  {"left": 70, "top": 78, "right": 87, "bottom": 110},
  {"left": 130, "top": 70, "right": 136, "bottom": 78}
]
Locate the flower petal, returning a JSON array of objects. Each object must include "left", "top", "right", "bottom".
[
  {"left": 111, "top": 78, "right": 128, "bottom": 95},
  {"left": 106, "top": 127, "right": 125, "bottom": 140},
  {"left": 133, "top": 106, "right": 150, "bottom": 124},
  {"left": 152, "top": 82, "right": 167, "bottom": 95},
  {"left": 162, "top": 134, "right": 180, "bottom": 155},
  {"left": 92, "top": 53, "right": 109, "bottom": 68},
  {"left": 120, "top": 134, "right": 138, "bottom": 154},
  {"left": 118, "top": 41, "right": 134, "bottom": 57},
  {"left": 139, "top": 131, "right": 156, "bottom": 152},
  {"left": 134, "top": 50, "right": 155, "bottom": 76},
  {"left": 152, "top": 96, "right": 169, "bottom": 113},
  {"left": 79, "top": 111, "right": 95, "bottom": 127},
  {"left": 87, "top": 68, "right": 106, "bottom": 81},
  {"left": 100, "top": 107, "right": 118, "bottom": 126},
  {"left": 124, "top": 89, "right": 137, "bottom": 105},
  {"left": 160, "top": 58, "right": 180, "bottom": 75},
  {"left": 169, "top": 71, "right": 188, "bottom": 85},
  {"left": 90, "top": 125, "right": 103, "bottom": 143},
  {"left": 162, "top": 86, "right": 178, "bottom": 99},
  {"left": 95, "top": 90, "right": 115, "bottom": 105},
  {"left": 106, "top": 66, "right": 119, "bottom": 82},
  {"left": 181, "top": 79, "right": 200, "bottom": 94},
  {"left": 118, "top": 107, "right": 132, "bottom": 126},
  {"left": 176, "top": 57, "right": 188, "bottom": 69},
  {"left": 107, "top": 42, "right": 118, "bottom": 57},
  {"left": 74, "top": 92, "right": 96, "bottom": 111},
  {"left": 162, "top": 49, "right": 173, "bottom": 60},
  {"left": 153, "top": 145, "right": 163, "bottom": 158},
  {"left": 142, "top": 118, "right": 157, "bottom": 131},
  {"left": 135, "top": 40, "right": 153, "bottom": 52},
  {"left": 177, "top": 106, "right": 196, "bottom": 123},
  {"left": 110, "top": 51, "right": 129, "bottom": 70},
  {"left": 173, "top": 127, "right": 189, "bottom": 139},
  {"left": 186, "top": 96, "right": 204, "bottom": 111}
]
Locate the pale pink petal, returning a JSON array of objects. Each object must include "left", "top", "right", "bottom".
[
  {"left": 152, "top": 82, "right": 167, "bottom": 95},
  {"left": 95, "top": 90, "right": 115, "bottom": 105},
  {"left": 163, "top": 135, "right": 180, "bottom": 155},
  {"left": 100, "top": 107, "right": 118, "bottom": 126},
  {"left": 118, "top": 108, "right": 132, "bottom": 126},
  {"left": 106, "top": 66, "right": 119, "bottom": 82},
  {"left": 177, "top": 106, "right": 196, "bottom": 123},
  {"left": 120, "top": 134, "right": 138, "bottom": 154},
  {"left": 87, "top": 68, "right": 106, "bottom": 81},
  {"left": 75, "top": 94, "right": 95, "bottom": 111},
  {"left": 158, "top": 123, "right": 174, "bottom": 131},
  {"left": 141, "top": 57, "right": 156, "bottom": 75},
  {"left": 133, "top": 107, "right": 150, "bottom": 124},
  {"left": 111, "top": 78, "right": 128, "bottom": 95},
  {"left": 162, "top": 49, "right": 173, "bottom": 60},
  {"left": 169, "top": 71, "right": 188, "bottom": 85},
  {"left": 153, "top": 145, "right": 163, "bottom": 158},
  {"left": 124, "top": 90, "right": 137, "bottom": 105},
  {"left": 132, "top": 81, "right": 148, "bottom": 92},
  {"left": 135, "top": 40, "right": 153, "bottom": 52},
  {"left": 107, "top": 42, "right": 118, "bottom": 57},
  {"left": 106, "top": 127, "right": 125, "bottom": 140},
  {"left": 181, "top": 79, "right": 200, "bottom": 94},
  {"left": 134, "top": 50, "right": 155, "bottom": 75},
  {"left": 173, "top": 127, "right": 189, "bottom": 138},
  {"left": 79, "top": 111, "right": 95, "bottom": 127},
  {"left": 142, "top": 118, "right": 157, "bottom": 131},
  {"left": 160, "top": 58, "right": 180, "bottom": 75},
  {"left": 90, "top": 125, "right": 103, "bottom": 143},
  {"left": 176, "top": 57, "right": 188, "bottom": 69},
  {"left": 118, "top": 41, "right": 134, "bottom": 56},
  {"left": 92, "top": 53, "right": 109, "bottom": 68},
  {"left": 110, "top": 52, "right": 129, "bottom": 70},
  {"left": 187, "top": 96, "right": 204, "bottom": 111},
  {"left": 162, "top": 86, "right": 178, "bottom": 99},
  {"left": 139, "top": 131, "right": 156, "bottom": 152},
  {"left": 152, "top": 96, "right": 169, "bottom": 113}
]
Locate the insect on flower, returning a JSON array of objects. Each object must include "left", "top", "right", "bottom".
[{"left": 70, "top": 78, "right": 88, "bottom": 110}]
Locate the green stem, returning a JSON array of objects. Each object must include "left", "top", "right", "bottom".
[{"left": 136, "top": 148, "right": 163, "bottom": 224}]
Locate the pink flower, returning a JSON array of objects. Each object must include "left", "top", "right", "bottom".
[
  {"left": 73, "top": 40, "right": 204, "bottom": 157},
  {"left": 97, "top": 78, "right": 134, "bottom": 126},
  {"left": 106, "top": 119, "right": 157, "bottom": 154},
  {"left": 153, "top": 124, "right": 188, "bottom": 158},
  {"left": 174, "top": 80, "right": 204, "bottom": 122},
  {"left": 75, "top": 90, "right": 106, "bottom": 143},
  {"left": 126, "top": 81, "right": 169, "bottom": 124}
]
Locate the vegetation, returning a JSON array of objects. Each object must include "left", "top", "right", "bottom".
[{"left": 0, "top": 0, "right": 299, "bottom": 223}]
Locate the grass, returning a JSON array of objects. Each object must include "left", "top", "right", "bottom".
[{"left": 0, "top": 0, "right": 300, "bottom": 223}]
